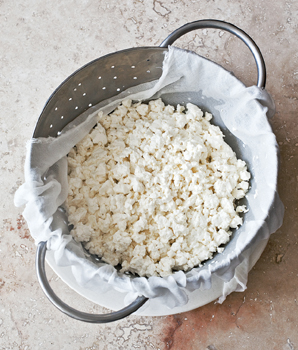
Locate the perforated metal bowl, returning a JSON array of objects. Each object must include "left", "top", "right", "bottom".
[{"left": 35, "top": 19, "right": 266, "bottom": 323}]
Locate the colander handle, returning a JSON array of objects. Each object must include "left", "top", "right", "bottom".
[
  {"left": 36, "top": 241, "right": 148, "bottom": 323},
  {"left": 160, "top": 19, "right": 266, "bottom": 88}
]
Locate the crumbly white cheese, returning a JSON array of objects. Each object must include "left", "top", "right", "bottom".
[{"left": 67, "top": 99, "right": 250, "bottom": 277}]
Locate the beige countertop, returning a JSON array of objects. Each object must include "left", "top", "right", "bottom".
[{"left": 1, "top": 1, "right": 297, "bottom": 349}]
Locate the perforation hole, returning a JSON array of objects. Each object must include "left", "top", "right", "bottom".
[
  {"left": 57, "top": 131, "right": 62, "bottom": 136},
  {"left": 78, "top": 83, "right": 82, "bottom": 86},
  {"left": 131, "top": 65, "right": 135, "bottom": 68},
  {"left": 133, "top": 77, "right": 137, "bottom": 80},
  {"left": 113, "top": 76, "right": 117, "bottom": 79},
  {"left": 102, "top": 87, "right": 106, "bottom": 90},
  {"left": 75, "top": 106, "right": 79, "bottom": 110},
  {"left": 117, "top": 88, "right": 120, "bottom": 91},
  {"left": 55, "top": 107, "right": 58, "bottom": 111},
  {"left": 147, "top": 70, "right": 151, "bottom": 73},
  {"left": 61, "top": 116, "right": 64, "bottom": 119},
  {"left": 83, "top": 93, "right": 86, "bottom": 96},
  {"left": 74, "top": 88, "right": 77, "bottom": 91},
  {"left": 49, "top": 124, "right": 53, "bottom": 128},
  {"left": 69, "top": 97, "right": 72, "bottom": 101},
  {"left": 111, "top": 65, "right": 115, "bottom": 68},
  {"left": 88, "top": 103, "right": 92, "bottom": 107},
  {"left": 98, "top": 76, "right": 102, "bottom": 79}
]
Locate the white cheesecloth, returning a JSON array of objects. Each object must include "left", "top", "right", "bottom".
[{"left": 14, "top": 46, "right": 284, "bottom": 309}]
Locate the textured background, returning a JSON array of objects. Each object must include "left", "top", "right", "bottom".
[{"left": 1, "top": 0, "right": 297, "bottom": 349}]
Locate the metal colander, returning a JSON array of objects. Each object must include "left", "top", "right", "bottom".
[{"left": 34, "top": 19, "right": 266, "bottom": 323}]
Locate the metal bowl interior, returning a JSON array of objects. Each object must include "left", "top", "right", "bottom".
[{"left": 33, "top": 47, "right": 166, "bottom": 138}]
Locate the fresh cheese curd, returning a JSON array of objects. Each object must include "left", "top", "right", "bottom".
[{"left": 67, "top": 99, "right": 250, "bottom": 277}]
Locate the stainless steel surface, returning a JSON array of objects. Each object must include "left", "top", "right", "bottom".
[
  {"left": 33, "top": 20, "right": 267, "bottom": 323},
  {"left": 160, "top": 19, "right": 266, "bottom": 88},
  {"left": 33, "top": 47, "right": 166, "bottom": 138},
  {"left": 36, "top": 241, "right": 148, "bottom": 323}
]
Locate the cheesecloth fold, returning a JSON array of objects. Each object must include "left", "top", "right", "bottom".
[{"left": 14, "top": 46, "right": 284, "bottom": 309}]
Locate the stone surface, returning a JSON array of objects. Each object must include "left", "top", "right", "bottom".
[{"left": 1, "top": 0, "right": 297, "bottom": 349}]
